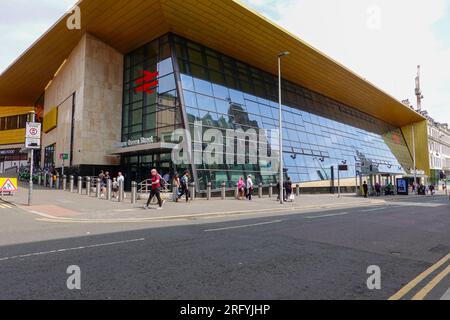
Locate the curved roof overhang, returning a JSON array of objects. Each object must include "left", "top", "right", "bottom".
[{"left": 0, "top": 0, "right": 425, "bottom": 127}]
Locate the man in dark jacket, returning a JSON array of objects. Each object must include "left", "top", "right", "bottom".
[{"left": 363, "top": 181, "right": 369, "bottom": 198}]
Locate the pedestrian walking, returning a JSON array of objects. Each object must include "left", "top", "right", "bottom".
[
  {"left": 178, "top": 170, "right": 191, "bottom": 202},
  {"left": 172, "top": 174, "right": 180, "bottom": 202},
  {"left": 375, "top": 182, "right": 381, "bottom": 197},
  {"left": 363, "top": 181, "right": 369, "bottom": 198},
  {"left": 112, "top": 177, "right": 119, "bottom": 199},
  {"left": 145, "top": 169, "right": 164, "bottom": 210},
  {"left": 285, "top": 177, "right": 293, "bottom": 202},
  {"left": 237, "top": 176, "right": 245, "bottom": 200},
  {"left": 246, "top": 175, "right": 254, "bottom": 200}
]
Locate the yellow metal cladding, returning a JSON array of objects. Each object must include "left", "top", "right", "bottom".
[
  {"left": 0, "top": 106, "right": 33, "bottom": 145},
  {"left": 43, "top": 107, "right": 58, "bottom": 133},
  {"left": 401, "top": 120, "right": 430, "bottom": 176},
  {"left": 0, "top": 0, "right": 424, "bottom": 129},
  {"left": 0, "top": 106, "right": 34, "bottom": 117},
  {"left": 0, "top": 129, "right": 26, "bottom": 145}
]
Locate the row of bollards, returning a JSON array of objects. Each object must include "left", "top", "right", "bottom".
[
  {"left": 205, "top": 182, "right": 301, "bottom": 200},
  {"left": 37, "top": 172, "right": 300, "bottom": 202},
  {"left": 37, "top": 173, "right": 137, "bottom": 204}
]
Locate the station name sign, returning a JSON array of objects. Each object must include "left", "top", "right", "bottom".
[{"left": 113, "top": 136, "right": 155, "bottom": 149}]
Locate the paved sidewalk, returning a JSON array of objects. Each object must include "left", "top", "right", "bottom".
[{"left": 1, "top": 182, "right": 444, "bottom": 222}]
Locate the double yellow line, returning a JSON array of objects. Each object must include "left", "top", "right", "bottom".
[
  {"left": 389, "top": 253, "right": 450, "bottom": 300},
  {"left": 0, "top": 203, "right": 12, "bottom": 209}
]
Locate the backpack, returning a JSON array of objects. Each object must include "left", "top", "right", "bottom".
[
  {"left": 158, "top": 174, "right": 167, "bottom": 188},
  {"left": 180, "top": 175, "right": 188, "bottom": 188}
]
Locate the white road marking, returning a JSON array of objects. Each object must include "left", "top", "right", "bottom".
[
  {"left": 204, "top": 220, "right": 284, "bottom": 232},
  {"left": 0, "top": 238, "right": 145, "bottom": 262},
  {"left": 305, "top": 212, "right": 350, "bottom": 219},
  {"left": 387, "top": 201, "right": 445, "bottom": 208},
  {"left": 360, "top": 207, "right": 386, "bottom": 212},
  {"left": 440, "top": 288, "right": 450, "bottom": 300}
]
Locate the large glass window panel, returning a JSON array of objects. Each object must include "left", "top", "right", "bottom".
[
  {"left": 212, "top": 84, "right": 229, "bottom": 100},
  {"left": 158, "top": 58, "right": 174, "bottom": 77},
  {"left": 215, "top": 99, "right": 230, "bottom": 115},
  {"left": 193, "top": 78, "right": 213, "bottom": 96},
  {"left": 196, "top": 94, "right": 216, "bottom": 113},
  {"left": 158, "top": 74, "right": 176, "bottom": 94},
  {"left": 229, "top": 89, "right": 245, "bottom": 105},
  {"left": 183, "top": 90, "right": 197, "bottom": 108}
]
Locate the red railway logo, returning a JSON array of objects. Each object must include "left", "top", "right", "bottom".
[{"left": 135, "top": 71, "right": 159, "bottom": 94}]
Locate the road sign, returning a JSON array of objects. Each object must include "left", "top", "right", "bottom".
[
  {"left": 26, "top": 122, "right": 41, "bottom": 139},
  {"left": 60, "top": 153, "right": 69, "bottom": 161},
  {"left": 0, "top": 178, "right": 18, "bottom": 192},
  {"left": 25, "top": 137, "right": 41, "bottom": 149},
  {"left": 25, "top": 122, "right": 41, "bottom": 150}
]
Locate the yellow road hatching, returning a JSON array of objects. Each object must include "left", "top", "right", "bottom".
[{"left": 389, "top": 253, "right": 450, "bottom": 300}]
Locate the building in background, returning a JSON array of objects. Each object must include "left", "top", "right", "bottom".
[
  {"left": 0, "top": 107, "right": 35, "bottom": 174},
  {"left": 421, "top": 111, "right": 450, "bottom": 187},
  {"left": 0, "top": 0, "right": 430, "bottom": 192}
]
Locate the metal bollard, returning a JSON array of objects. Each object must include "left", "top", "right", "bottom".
[
  {"left": 235, "top": 186, "right": 239, "bottom": 199},
  {"left": 221, "top": 182, "right": 226, "bottom": 200},
  {"left": 258, "top": 183, "right": 263, "bottom": 198},
  {"left": 69, "top": 176, "right": 74, "bottom": 193},
  {"left": 296, "top": 184, "right": 300, "bottom": 197},
  {"left": 56, "top": 173, "right": 60, "bottom": 189},
  {"left": 118, "top": 180, "right": 124, "bottom": 202},
  {"left": 49, "top": 174, "right": 54, "bottom": 189},
  {"left": 131, "top": 181, "right": 137, "bottom": 204},
  {"left": 86, "top": 177, "right": 91, "bottom": 196},
  {"left": 207, "top": 182, "right": 212, "bottom": 200},
  {"left": 37, "top": 174, "right": 41, "bottom": 186},
  {"left": 96, "top": 178, "right": 101, "bottom": 198},
  {"left": 62, "top": 175, "right": 67, "bottom": 191},
  {"left": 107, "top": 179, "right": 112, "bottom": 201},
  {"left": 190, "top": 182, "right": 195, "bottom": 201},
  {"left": 77, "top": 176, "right": 82, "bottom": 194},
  {"left": 269, "top": 183, "right": 273, "bottom": 198}
]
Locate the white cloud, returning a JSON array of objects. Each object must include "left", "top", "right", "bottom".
[
  {"left": 0, "top": 0, "right": 77, "bottom": 73},
  {"left": 243, "top": 0, "right": 450, "bottom": 124}
]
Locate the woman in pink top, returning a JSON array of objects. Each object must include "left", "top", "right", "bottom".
[{"left": 237, "top": 177, "right": 245, "bottom": 200}]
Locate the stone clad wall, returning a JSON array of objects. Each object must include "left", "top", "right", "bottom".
[
  {"left": 42, "top": 33, "right": 123, "bottom": 169},
  {"left": 80, "top": 34, "right": 123, "bottom": 166},
  {"left": 42, "top": 35, "right": 86, "bottom": 168}
]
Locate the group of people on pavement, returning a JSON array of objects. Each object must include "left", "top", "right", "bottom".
[
  {"left": 98, "top": 170, "right": 125, "bottom": 199},
  {"left": 277, "top": 177, "right": 294, "bottom": 202},
  {"left": 237, "top": 175, "right": 255, "bottom": 200},
  {"left": 362, "top": 180, "right": 442, "bottom": 198},
  {"left": 144, "top": 169, "right": 192, "bottom": 210}
]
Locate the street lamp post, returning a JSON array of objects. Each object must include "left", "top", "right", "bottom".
[
  {"left": 28, "top": 111, "right": 36, "bottom": 206},
  {"left": 412, "top": 123, "right": 417, "bottom": 194},
  {"left": 278, "top": 51, "right": 289, "bottom": 204}
]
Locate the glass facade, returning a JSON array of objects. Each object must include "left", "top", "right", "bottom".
[
  {"left": 121, "top": 35, "right": 186, "bottom": 183},
  {"left": 121, "top": 33, "right": 414, "bottom": 191}
]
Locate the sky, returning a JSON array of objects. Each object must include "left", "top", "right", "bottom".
[{"left": 0, "top": 0, "right": 449, "bottom": 124}]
